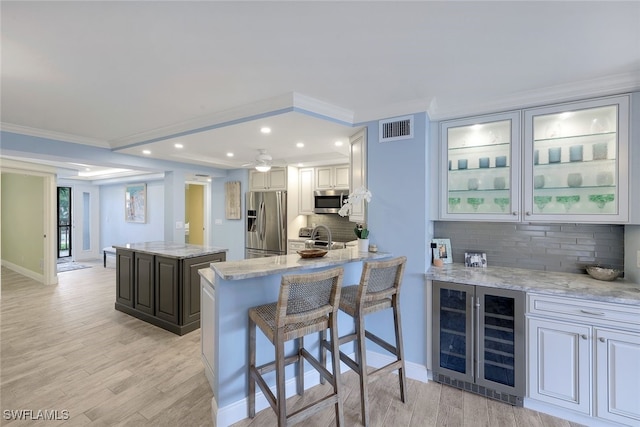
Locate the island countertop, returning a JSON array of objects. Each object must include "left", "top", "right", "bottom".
[
  {"left": 426, "top": 263, "right": 640, "bottom": 305},
  {"left": 212, "top": 247, "right": 391, "bottom": 280},
  {"left": 113, "top": 241, "right": 228, "bottom": 259}
]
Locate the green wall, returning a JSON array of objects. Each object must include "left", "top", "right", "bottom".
[{"left": 1, "top": 173, "right": 45, "bottom": 274}]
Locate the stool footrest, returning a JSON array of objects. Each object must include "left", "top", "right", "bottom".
[
  {"left": 287, "top": 394, "right": 341, "bottom": 426},
  {"left": 300, "top": 347, "right": 336, "bottom": 387},
  {"left": 255, "top": 354, "right": 300, "bottom": 375},
  {"left": 250, "top": 367, "right": 278, "bottom": 412},
  {"left": 364, "top": 330, "right": 398, "bottom": 355}
]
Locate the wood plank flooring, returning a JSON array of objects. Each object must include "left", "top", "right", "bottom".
[{"left": 1, "top": 262, "right": 582, "bottom": 427}]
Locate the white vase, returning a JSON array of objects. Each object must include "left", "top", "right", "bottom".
[{"left": 357, "top": 238, "right": 369, "bottom": 252}]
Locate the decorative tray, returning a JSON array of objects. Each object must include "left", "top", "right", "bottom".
[{"left": 297, "top": 249, "right": 328, "bottom": 258}]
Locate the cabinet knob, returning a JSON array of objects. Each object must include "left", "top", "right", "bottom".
[
  {"left": 581, "top": 334, "right": 588, "bottom": 340},
  {"left": 512, "top": 211, "right": 518, "bottom": 216},
  {"left": 599, "top": 337, "right": 606, "bottom": 343},
  {"left": 525, "top": 211, "right": 532, "bottom": 216}
]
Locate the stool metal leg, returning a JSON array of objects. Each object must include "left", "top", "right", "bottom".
[
  {"left": 275, "top": 334, "right": 286, "bottom": 426},
  {"left": 394, "top": 298, "right": 407, "bottom": 403},
  {"left": 355, "top": 315, "right": 369, "bottom": 427},
  {"left": 248, "top": 316, "right": 256, "bottom": 417},
  {"left": 297, "top": 336, "right": 304, "bottom": 396},
  {"left": 329, "top": 313, "right": 345, "bottom": 426}
]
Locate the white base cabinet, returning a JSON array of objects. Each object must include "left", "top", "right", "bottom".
[
  {"left": 595, "top": 328, "right": 640, "bottom": 426},
  {"left": 527, "top": 293, "right": 640, "bottom": 427}
]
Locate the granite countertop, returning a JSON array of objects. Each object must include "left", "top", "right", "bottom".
[
  {"left": 113, "top": 241, "right": 228, "bottom": 259},
  {"left": 212, "top": 247, "right": 391, "bottom": 280},
  {"left": 426, "top": 263, "right": 640, "bottom": 305}
]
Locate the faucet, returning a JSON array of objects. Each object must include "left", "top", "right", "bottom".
[{"left": 311, "top": 224, "right": 332, "bottom": 249}]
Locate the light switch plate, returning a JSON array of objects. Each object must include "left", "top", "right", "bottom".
[{"left": 637, "top": 250, "right": 640, "bottom": 268}]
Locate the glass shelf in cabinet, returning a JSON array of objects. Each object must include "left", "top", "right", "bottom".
[
  {"left": 532, "top": 158, "right": 616, "bottom": 168},
  {"left": 531, "top": 184, "right": 616, "bottom": 191},
  {"left": 533, "top": 131, "right": 616, "bottom": 144},
  {"left": 448, "top": 142, "right": 510, "bottom": 152},
  {"left": 449, "top": 188, "right": 510, "bottom": 194}
]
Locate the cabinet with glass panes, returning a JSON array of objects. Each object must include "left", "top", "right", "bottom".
[
  {"left": 440, "top": 95, "right": 629, "bottom": 223},
  {"left": 440, "top": 111, "right": 521, "bottom": 221},
  {"left": 522, "top": 95, "right": 629, "bottom": 223}
]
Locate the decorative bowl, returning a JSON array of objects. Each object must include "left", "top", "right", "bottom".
[
  {"left": 586, "top": 265, "right": 621, "bottom": 281},
  {"left": 297, "top": 249, "right": 328, "bottom": 259}
]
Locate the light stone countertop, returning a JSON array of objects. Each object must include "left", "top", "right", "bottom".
[
  {"left": 112, "top": 241, "right": 228, "bottom": 259},
  {"left": 212, "top": 247, "right": 391, "bottom": 280},
  {"left": 426, "top": 263, "right": 640, "bottom": 306}
]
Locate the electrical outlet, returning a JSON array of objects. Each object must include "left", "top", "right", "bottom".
[{"left": 637, "top": 250, "right": 640, "bottom": 268}]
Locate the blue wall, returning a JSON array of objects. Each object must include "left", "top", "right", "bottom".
[
  {"left": 365, "top": 112, "right": 430, "bottom": 366},
  {"left": 210, "top": 169, "right": 249, "bottom": 261},
  {"left": 100, "top": 179, "right": 166, "bottom": 248}
]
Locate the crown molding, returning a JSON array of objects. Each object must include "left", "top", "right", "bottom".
[
  {"left": 427, "top": 72, "right": 640, "bottom": 121},
  {"left": 0, "top": 123, "right": 110, "bottom": 148}
]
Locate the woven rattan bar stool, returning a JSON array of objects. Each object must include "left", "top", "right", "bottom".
[
  {"left": 248, "top": 267, "right": 345, "bottom": 426},
  {"left": 333, "top": 256, "right": 407, "bottom": 426}
]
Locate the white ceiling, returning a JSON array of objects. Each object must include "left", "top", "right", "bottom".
[{"left": 2, "top": 1, "right": 639, "bottom": 180}]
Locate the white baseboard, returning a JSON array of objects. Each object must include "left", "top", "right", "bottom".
[
  {"left": 213, "top": 350, "right": 428, "bottom": 427},
  {"left": 523, "top": 398, "right": 628, "bottom": 427},
  {"left": 1, "top": 260, "right": 47, "bottom": 284}
]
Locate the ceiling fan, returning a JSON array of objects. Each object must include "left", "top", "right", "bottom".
[{"left": 242, "top": 149, "right": 284, "bottom": 172}]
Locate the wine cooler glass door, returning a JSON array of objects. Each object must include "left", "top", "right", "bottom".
[
  {"left": 476, "top": 287, "right": 526, "bottom": 396},
  {"left": 434, "top": 282, "right": 473, "bottom": 383}
]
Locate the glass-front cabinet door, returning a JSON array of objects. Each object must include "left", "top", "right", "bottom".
[
  {"left": 523, "top": 95, "right": 629, "bottom": 222},
  {"left": 441, "top": 111, "right": 521, "bottom": 221}
]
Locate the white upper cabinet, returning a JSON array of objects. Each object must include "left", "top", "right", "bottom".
[
  {"left": 439, "top": 94, "right": 630, "bottom": 223},
  {"left": 523, "top": 95, "right": 629, "bottom": 223},
  {"left": 440, "top": 111, "right": 521, "bottom": 221},
  {"left": 298, "top": 167, "right": 315, "bottom": 215},
  {"left": 315, "top": 165, "right": 349, "bottom": 190},
  {"left": 249, "top": 167, "right": 287, "bottom": 191},
  {"left": 349, "top": 129, "right": 367, "bottom": 223}
]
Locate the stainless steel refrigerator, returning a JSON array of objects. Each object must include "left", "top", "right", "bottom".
[{"left": 245, "top": 191, "right": 287, "bottom": 258}]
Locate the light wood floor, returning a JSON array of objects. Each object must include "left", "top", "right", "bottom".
[{"left": 1, "top": 262, "right": 582, "bottom": 427}]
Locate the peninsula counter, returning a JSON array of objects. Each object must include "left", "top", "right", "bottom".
[
  {"left": 199, "top": 247, "right": 391, "bottom": 426},
  {"left": 113, "top": 241, "right": 227, "bottom": 335}
]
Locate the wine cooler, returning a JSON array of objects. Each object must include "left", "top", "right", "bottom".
[{"left": 432, "top": 281, "right": 525, "bottom": 405}]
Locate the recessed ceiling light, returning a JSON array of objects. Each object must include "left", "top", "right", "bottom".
[
  {"left": 260, "top": 127, "right": 271, "bottom": 134},
  {"left": 297, "top": 163, "right": 304, "bottom": 167},
  {"left": 296, "top": 142, "right": 304, "bottom": 148},
  {"left": 142, "top": 149, "right": 151, "bottom": 155},
  {"left": 334, "top": 141, "right": 343, "bottom": 147},
  {"left": 174, "top": 143, "right": 184, "bottom": 149},
  {"left": 226, "top": 152, "right": 234, "bottom": 157}
]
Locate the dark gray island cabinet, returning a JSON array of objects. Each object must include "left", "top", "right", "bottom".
[{"left": 114, "top": 242, "right": 227, "bottom": 335}]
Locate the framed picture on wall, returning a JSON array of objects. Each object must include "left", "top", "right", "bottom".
[
  {"left": 125, "top": 183, "right": 146, "bottom": 223},
  {"left": 432, "top": 238, "right": 453, "bottom": 264}
]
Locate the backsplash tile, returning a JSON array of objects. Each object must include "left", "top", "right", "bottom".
[
  {"left": 434, "top": 221, "right": 624, "bottom": 274},
  {"left": 307, "top": 214, "right": 356, "bottom": 242}
]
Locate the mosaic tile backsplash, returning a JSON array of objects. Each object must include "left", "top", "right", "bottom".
[{"left": 434, "top": 221, "right": 624, "bottom": 274}]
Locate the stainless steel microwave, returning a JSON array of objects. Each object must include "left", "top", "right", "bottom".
[{"left": 314, "top": 190, "right": 347, "bottom": 214}]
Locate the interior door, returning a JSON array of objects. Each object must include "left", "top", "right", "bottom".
[{"left": 72, "top": 184, "right": 100, "bottom": 261}]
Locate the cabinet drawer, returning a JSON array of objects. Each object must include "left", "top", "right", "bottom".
[{"left": 527, "top": 293, "right": 640, "bottom": 331}]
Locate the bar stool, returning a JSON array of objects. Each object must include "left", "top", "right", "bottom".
[
  {"left": 248, "top": 267, "right": 345, "bottom": 426},
  {"left": 336, "top": 256, "right": 407, "bottom": 426}
]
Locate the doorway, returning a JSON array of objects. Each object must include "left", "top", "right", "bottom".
[
  {"left": 185, "top": 183, "right": 204, "bottom": 244},
  {"left": 57, "top": 186, "right": 72, "bottom": 260}
]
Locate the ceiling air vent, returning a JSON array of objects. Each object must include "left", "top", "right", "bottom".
[{"left": 379, "top": 115, "right": 414, "bottom": 142}]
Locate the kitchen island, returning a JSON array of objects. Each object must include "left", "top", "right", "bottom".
[
  {"left": 114, "top": 241, "right": 227, "bottom": 335},
  {"left": 199, "top": 247, "right": 391, "bottom": 426}
]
